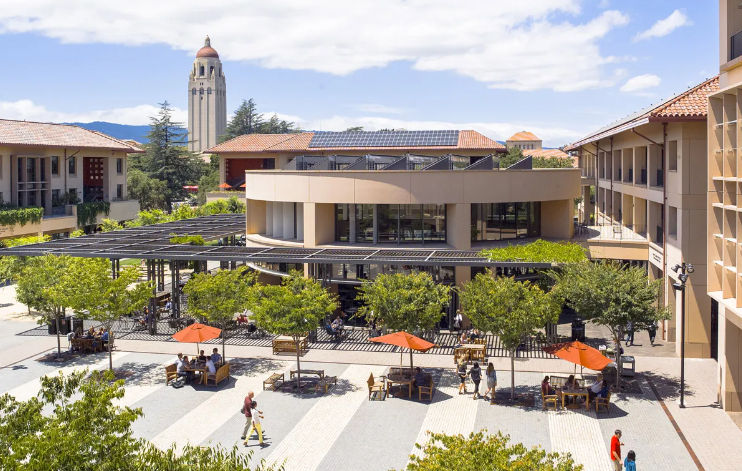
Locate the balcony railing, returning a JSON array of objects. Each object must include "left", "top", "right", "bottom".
[
  {"left": 44, "top": 205, "right": 73, "bottom": 219},
  {"left": 732, "top": 30, "right": 742, "bottom": 61}
]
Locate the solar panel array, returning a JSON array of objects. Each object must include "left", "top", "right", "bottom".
[{"left": 308, "top": 130, "right": 459, "bottom": 148}]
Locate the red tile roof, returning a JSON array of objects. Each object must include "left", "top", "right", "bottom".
[
  {"left": 507, "top": 131, "right": 541, "bottom": 142},
  {"left": 0, "top": 119, "right": 144, "bottom": 152},
  {"left": 652, "top": 76, "right": 719, "bottom": 118},
  {"left": 565, "top": 76, "right": 720, "bottom": 151},
  {"left": 207, "top": 130, "right": 505, "bottom": 153}
]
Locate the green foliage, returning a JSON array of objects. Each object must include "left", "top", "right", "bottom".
[
  {"left": 532, "top": 156, "right": 575, "bottom": 169},
  {"left": 252, "top": 271, "right": 338, "bottom": 386},
  {"left": 550, "top": 261, "right": 670, "bottom": 345},
  {"left": 115, "top": 196, "right": 246, "bottom": 230},
  {"left": 406, "top": 431, "right": 582, "bottom": 471},
  {"left": 169, "top": 234, "right": 205, "bottom": 245},
  {"left": 0, "top": 369, "right": 279, "bottom": 471},
  {"left": 357, "top": 272, "right": 450, "bottom": 333},
  {"left": 70, "top": 229, "right": 85, "bottom": 238},
  {"left": 183, "top": 267, "right": 260, "bottom": 361},
  {"left": 499, "top": 147, "right": 524, "bottom": 168},
  {"left": 51, "top": 191, "right": 80, "bottom": 207},
  {"left": 0, "top": 206, "right": 44, "bottom": 230},
  {"left": 479, "top": 240, "right": 587, "bottom": 264},
  {"left": 459, "top": 273, "right": 561, "bottom": 399},
  {"left": 0, "top": 234, "right": 50, "bottom": 248},
  {"left": 220, "top": 99, "right": 297, "bottom": 143},
  {"left": 345, "top": 126, "right": 364, "bottom": 132},
  {"left": 100, "top": 218, "right": 123, "bottom": 232},
  {"left": 0, "top": 235, "right": 51, "bottom": 284},
  {"left": 135, "top": 101, "right": 206, "bottom": 209},
  {"left": 127, "top": 168, "right": 168, "bottom": 211},
  {"left": 77, "top": 201, "right": 110, "bottom": 227},
  {"left": 58, "top": 258, "right": 152, "bottom": 370}
]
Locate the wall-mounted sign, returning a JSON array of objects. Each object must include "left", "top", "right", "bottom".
[{"left": 649, "top": 245, "right": 663, "bottom": 268}]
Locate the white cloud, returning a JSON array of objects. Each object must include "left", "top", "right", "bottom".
[
  {"left": 619, "top": 74, "right": 661, "bottom": 93},
  {"left": 0, "top": 1, "right": 629, "bottom": 92},
  {"left": 633, "top": 9, "right": 691, "bottom": 42},
  {"left": 350, "top": 104, "right": 408, "bottom": 115},
  {"left": 0, "top": 100, "right": 186, "bottom": 125},
  {"left": 599, "top": 0, "right": 610, "bottom": 8}
]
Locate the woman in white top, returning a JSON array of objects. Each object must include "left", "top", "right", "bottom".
[{"left": 243, "top": 401, "right": 265, "bottom": 447}]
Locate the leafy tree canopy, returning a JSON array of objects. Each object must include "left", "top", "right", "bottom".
[
  {"left": 345, "top": 126, "right": 364, "bottom": 132},
  {"left": 220, "top": 99, "right": 297, "bottom": 143},
  {"left": 406, "top": 431, "right": 582, "bottom": 471},
  {"left": 127, "top": 168, "right": 168, "bottom": 211},
  {"left": 357, "top": 272, "right": 450, "bottom": 333}
]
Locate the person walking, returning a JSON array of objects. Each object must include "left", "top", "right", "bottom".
[
  {"left": 647, "top": 323, "right": 657, "bottom": 346},
  {"left": 469, "top": 362, "right": 482, "bottom": 400},
  {"left": 484, "top": 362, "right": 497, "bottom": 404},
  {"left": 624, "top": 450, "right": 636, "bottom": 471},
  {"left": 625, "top": 321, "right": 634, "bottom": 346},
  {"left": 243, "top": 401, "right": 266, "bottom": 447},
  {"left": 610, "top": 429, "right": 624, "bottom": 471},
  {"left": 457, "top": 360, "right": 468, "bottom": 395},
  {"left": 240, "top": 391, "right": 255, "bottom": 440}
]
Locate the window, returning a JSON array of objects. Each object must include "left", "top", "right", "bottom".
[
  {"left": 335, "top": 204, "right": 351, "bottom": 242},
  {"left": 27, "top": 158, "right": 36, "bottom": 182},
  {"left": 210, "top": 66, "right": 214, "bottom": 75},
  {"left": 51, "top": 156, "right": 59, "bottom": 175},
  {"left": 669, "top": 206, "right": 678, "bottom": 239},
  {"left": 52, "top": 189, "right": 60, "bottom": 204},
  {"left": 192, "top": 88, "right": 196, "bottom": 95},
  {"left": 355, "top": 204, "right": 374, "bottom": 243},
  {"left": 668, "top": 140, "right": 678, "bottom": 172},
  {"left": 207, "top": 87, "right": 212, "bottom": 95},
  {"left": 116, "top": 184, "right": 123, "bottom": 200},
  {"left": 116, "top": 158, "right": 123, "bottom": 174},
  {"left": 199, "top": 65, "right": 204, "bottom": 76},
  {"left": 69, "top": 188, "right": 77, "bottom": 200},
  {"left": 0, "top": 192, "right": 3, "bottom": 204},
  {"left": 471, "top": 202, "right": 541, "bottom": 241},
  {"left": 199, "top": 88, "right": 204, "bottom": 95},
  {"left": 69, "top": 156, "right": 76, "bottom": 175}
]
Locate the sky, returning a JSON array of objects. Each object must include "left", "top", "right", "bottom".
[{"left": 0, "top": 0, "right": 718, "bottom": 148}]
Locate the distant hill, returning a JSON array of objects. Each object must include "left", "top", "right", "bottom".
[{"left": 65, "top": 121, "right": 150, "bottom": 144}]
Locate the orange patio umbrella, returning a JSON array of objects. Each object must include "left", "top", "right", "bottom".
[
  {"left": 369, "top": 331, "right": 436, "bottom": 372},
  {"left": 542, "top": 341, "right": 611, "bottom": 373},
  {"left": 217, "top": 182, "right": 231, "bottom": 189},
  {"left": 172, "top": 323, "right": 222, "bottom": 355},
  {"left": 239, "top": 183, "right": 246, "bottom": 188}
]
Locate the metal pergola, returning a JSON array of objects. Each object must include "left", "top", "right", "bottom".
[{"left": 0, "top": 213, "right": 555, "bottom": 334}]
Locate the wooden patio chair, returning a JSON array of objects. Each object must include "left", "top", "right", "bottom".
[
  {"left": 542, "top": 385, "right": 559, "bottom": 411},
  {"left": 595, "top": 392, "right": 612, "bottom": 414},
  {"left": 418, "top": 374, "right": 434, "bottom": 402},
  {"left": 367, "top": 373, "right": 386, "bottom": 401},
  {"left": 165, "top": 364, "right": 178, "bottom": 385}
]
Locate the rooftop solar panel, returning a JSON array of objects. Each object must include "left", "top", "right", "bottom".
[{"left": 308, "top": 131, "right": 459, "bottom": 148}]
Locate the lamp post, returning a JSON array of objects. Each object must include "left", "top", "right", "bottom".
[{"left": 671, "top": 262, "right": 694, "bottom": 408}]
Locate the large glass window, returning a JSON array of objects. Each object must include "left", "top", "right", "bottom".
[
  {"left": 355, "top": 204, "right": 374, "bottom": 243},
  {"left": 335, "top": 204, "right": 351, "bottom": 242},
  {"left": 423, "top": 204, "right": 446, "bottom": 242},
  {"left": 399, "top": 204, "right": 422, "bottom": 242},
  {"left": 377, "top": 204, "right": 399, "bottom": 243},
  {"left": 471, "top": 202, "right": 541, "bottom": 241}
]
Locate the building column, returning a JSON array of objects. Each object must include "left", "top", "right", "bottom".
[
  {"left": 446, "top": 203, "right": 471, "bottom": 251},
  {"left": 272, "top": 202, "right": 283, "bottom": 238},
  {"left": 349, "top": 204, "right": 356, "bottom": 244},
  {"left": 296, "top": 203, "right": 304, "bottom": 241},
  {"left": 282, "top": 202, "right": 294, "bottom": 239},
  {"left": 265, "top": 201, "right": 273, "bottom": 236},
  {"left": 540, "top": 199, "right": 573, "bottom": 239}
]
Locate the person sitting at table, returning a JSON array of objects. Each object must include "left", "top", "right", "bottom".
[
  {"left": 206, "top": 358, "right": 217, "bottom": 379},
  {"left": 177, "top": 355, "right": 194, "bottom": 384},
  {"left": 74, "top": 327, "right": 83, "bottom": 339},
  {"left": 211, "top": 348, "right": 222, "bottom": 366},
  {"left": 85, "top": 327, "right": 95, "bottom": 339},
  {"left": 412, "top": 367, "right": 427, "bottom": 390},
  {"left": 236, "top": 313, "right": 248, "bottom": 325},
  {"left": 101, "top": 330, "right": 109, "bottom": 350},
  {"left": 541, "top": 376, "right": 555, "bottom": 396},
  {"left": 468, "top": 329, "right": 480, "bottom": 342},
  {"left": 588, "top": 379, "right": 604, "bottom": 402},
  {"left": 595, "top": 380, "right": 610, "bottom": 399},
  {"left": 563, "top": 374, "right": 579, "bottom": 405},
  {"left": 198, "top": 350, "right": 207, "bottom": 363},
  {"left": 460, "top": 330, "right": 469, "bottom": 345}
]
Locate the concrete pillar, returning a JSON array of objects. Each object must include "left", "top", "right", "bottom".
[
  {"left": 446, "top": 203, "right": 471, "bottom": 250},
  {"left": 541, "top": 199, "right": 573, "bottom": 239},
  {"left": 273, "top": 202, "right": 283, "bottom": 238},
  {"left": 349, "top": 204, "right": 356, "bottom": 243},
  {"left": 296, "top": 203, "right": 304, "bottom": 241},
  {"left": 282, "top": 202, "right": 294, "bottom": 239},
  {"left": 246, "top": 199, "right": 266, "bottom": 235},
  {"left": 303, "top": 202, "right": 335, "bottom": 247},
  {"left": 265, "top": 201, "right": 273, "bottom": 236}
]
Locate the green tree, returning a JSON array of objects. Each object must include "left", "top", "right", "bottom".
[
  {"left": 0, "top": 235, "right": 51, "bottom": 285},
  {"left": 459, "top": 273, "right": 561, "bottom": 400},
  {"left": 345, "top": 126, "right": 364, "bottom": 132},
  {"left": 138, "top": 102, "right": 206, "bottom": 210},
  {"left": 499, "top": 147, "right": 525, "bottom": 168},
  {"left": 59, "top": 259, "right": 152, "bottom": 370},
  {"left": 261, "top": 113, "right": 296, "bottom": 134},
  {"left": 0, "top": 369, "right": 279, "bottom": 471},
  {"left": 405, "top": 431, "right": 582, "bottom": 471},
  {"left": 252, "top": 271, "right": 338, "bottom": 388},
  {"left": 183, "top": 267, "right": 260, "bottom": 362},
  {"left": 99, "top": 218, "right": 123, "bottom": 232},
  {"left": 357, "top": 271, "right": 450, "bottom": 334},
  {"left": 14, "top": 254, "right": 73, "bottom": 358},
  {"left": 221, "top": 99, "right": 264, "bottom": 142},
  {"left": 533, "top": 156, "right": 575, "bottom": 169},
  {"left": 127, "top": 168, "right": 168, "bottom": 211},
  {"left": 550, "top": 261, "right": 670, "bottom": 384}
]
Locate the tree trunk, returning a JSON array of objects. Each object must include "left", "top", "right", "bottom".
[
  {"left": 614, "top": 333, "right": 622, "bottom": 389},
  {"left": 222, "top": 327, "right": 226, "bottom": 364},
  {"left": 55, "top": 308, "right": 62, "bottom": 359},
  {"left": 295, "top": 337, "right": 301, "bottom": 390},
  {"left": 510, "top": 351, "right": 515, "bottom": 401},
  {"left": 108, "top": 329, "right": 114, "bottom": 371}
]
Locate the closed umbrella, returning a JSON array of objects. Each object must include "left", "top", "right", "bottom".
[{"left": 172, "top": 323, "right": 221, "bottom": 355}]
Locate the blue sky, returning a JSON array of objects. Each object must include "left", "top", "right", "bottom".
[{"left": 0, "top": 0, "right": 718, "bottom": 147}]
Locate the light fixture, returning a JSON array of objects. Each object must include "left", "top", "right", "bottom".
[
  {"left": 687, "top": 264, "right": 694, "bottom": 274},
  {"left": 672, "top": 281, "right": 684, "bottom": 291},
  {"left": 671, "top": 264, "right": 681, "bottom": 273}
]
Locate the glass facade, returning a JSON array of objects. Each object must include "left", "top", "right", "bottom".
[
  {"left": 471, "top": 202, "right": 541, "bottom": 241},
  {"left": 336, "top": 204, "right": 447, "bottom": 244},
  {"left": 318, "top": 263, "right": 454, "bottom": 283}
]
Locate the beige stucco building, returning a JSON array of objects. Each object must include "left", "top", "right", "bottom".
[
  {"left": 506, "top": 131, "right": 542, "bottom": 151},
  {"left": 706, "top": 0, "right": 742, "bottom": 412},
  {"left": 566, "top": 76, "right": 718, "bottom": 362},
  {"left": 0, "top": 119, "right": 142, "bottom": 240},
  {"left": 188, "top": 36, "right": 227, "bottom": 154}
]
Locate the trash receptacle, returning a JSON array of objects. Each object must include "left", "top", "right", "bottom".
[
  {"left": 571, "top": 317, "right": 585, "bottom": 342},
  {"left": 49, "top": 317, "right": 71, "bottom": 335}
]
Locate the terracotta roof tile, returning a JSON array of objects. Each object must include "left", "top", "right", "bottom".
[
  {"left": 0, "top": 119, "right": 144, "bottom": 152},
  {"left": 210, "top": 130, "right": 504, "bottom": 153},
  {"left": 652, "top": 76, "right": 719, "bottom": 118},
  {"left": 507, "top": 131, "right": 541, "bottom": 141}
]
